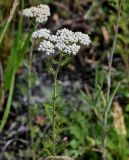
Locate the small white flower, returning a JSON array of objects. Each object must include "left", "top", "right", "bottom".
[
  {"left": 55, "top": 42, "right": 80, "bottom": 55},
  {"left": 32, "top": 29, "right": 50, "bottom": 39},
  {"left": 55, "top": 42, "right": 67, "bottom": 51},
  {"left": 23, "top": 4, "right": 50, "bottom": 23},
  {"left": 49, "top": 35, "right": 58, "bottom": 42},
  {"left": 38, "top": 40, "right": 55, "bottom": 55},
  {"left": 56, "top": 28, "right": 78, "bottom": 44},
  {"left": 65, "top": 44, "right": 80, "bottom": 55},
  {"left": 75, "top": 32, "right": 91, "bottom": 46}
]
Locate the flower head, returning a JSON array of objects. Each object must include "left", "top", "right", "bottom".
[
  {"left": 23, "top": 4, "right": 50, "bottom": 23},
  {"left": 32, "top": 28, "right": 91, "bottom": 55},
  {"left": 75, "top": 32, "right": 91, "bottom": 46}
]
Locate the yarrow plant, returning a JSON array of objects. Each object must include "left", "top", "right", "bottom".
[
  {"left": 23, "top": 3, "right": 91, "bottom": 160},
  {"left": 32, "top": 27, "right": 91, "bottom": 158}
]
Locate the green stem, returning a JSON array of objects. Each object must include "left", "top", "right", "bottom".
[{"left": 52, "top": 54, "right": 62, "bottom": 156}]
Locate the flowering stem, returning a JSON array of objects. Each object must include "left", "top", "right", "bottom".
[
  {"left": 102, "top": 1, "right": 123, "bottom": 160},
  {"left": 52, "top": 54, "right": 62, "bottom": 156}
]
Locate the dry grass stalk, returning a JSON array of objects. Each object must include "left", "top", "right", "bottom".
[
  {"left": 8, "top": 0, "right": 19, "bottom": 23},
  {"left": 0, "top": 0, "right": 19, "bottom": 44},
  {"left": 113, "top": 101, "right": 127, "bottom": 137}
]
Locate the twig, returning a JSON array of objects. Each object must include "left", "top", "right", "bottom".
[{"left": 102, "top": 1, "right": 123, "bottom": 160}]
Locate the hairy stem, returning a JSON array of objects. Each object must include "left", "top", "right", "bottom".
[{"left": 102, "top": 1, "right": 123, "bottom": 160}]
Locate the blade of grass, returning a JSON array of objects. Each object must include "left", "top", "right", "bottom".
[
  {"left": 0, "top": 68, "right": 15, "bottom": 133},
  {"left": 0, "top": 0, "right": 19, "bottom": 112},
  {"left": 4, "top": 32, "right": 31, "bottom": 91}
]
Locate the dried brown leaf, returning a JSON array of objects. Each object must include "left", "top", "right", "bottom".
[{"left": 113, "top": 101, "right": 127, "bottom": 137}]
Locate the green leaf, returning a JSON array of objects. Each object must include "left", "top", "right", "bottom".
[
  {"left": 108, "top": 82, "right": 120, "bottom": 109},
  {"left": 61, "top": 55, "right": 71, "bottom": 66},
  {"left": 0, "top": 20, "right": 10, "bottom": 44},
  {"left": 4, "top": 32, "right": 31, "bottom": 91},
  {"left": 44, "top": 102, "right": 53, "bottom": 122}
]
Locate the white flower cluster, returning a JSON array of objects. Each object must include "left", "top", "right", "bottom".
[
  {"left": 38, "top": 40, "right": 55, "bottom": 55},
  {"left": 75, "top": 32, "right": 91, "bottom": 46},
  {"left": 55, "top": 42, "right": 80, "bottom": 55},
  {"left": 32, "top": 28, "right": 91, "bottom": 55},
  {"left": 56, "top": 28, "right": 78, "bottom": 44},
  {"left": 23, "top": 4, "right": 50, "bottom": 23},
  {"left": 32, "top": 29, "right": 50, "bottom": 39}
]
